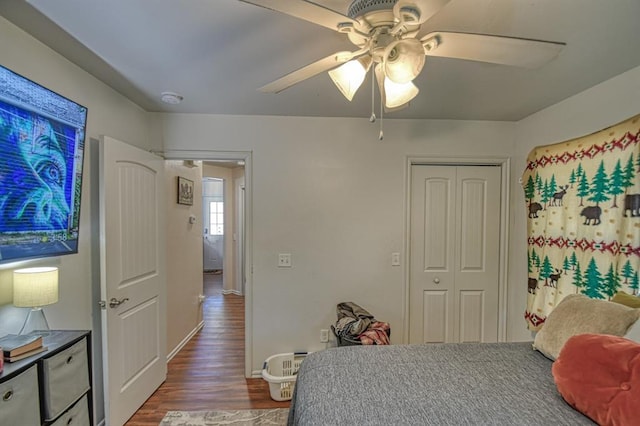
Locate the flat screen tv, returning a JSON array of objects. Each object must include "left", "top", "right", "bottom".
[{"left": 0, "top": 65, "right": 87, "bottom": 264}]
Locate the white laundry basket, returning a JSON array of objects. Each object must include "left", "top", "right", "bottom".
[{"left": 261, "top": 352, "right": 308, "bottom": 401}]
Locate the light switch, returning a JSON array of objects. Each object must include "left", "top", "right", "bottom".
[
  {"left": 278, "top": 253, "right": 292, "bottom": 268},
  {"left": 391, "top": 252, "right": 400, "bottom": 266}
]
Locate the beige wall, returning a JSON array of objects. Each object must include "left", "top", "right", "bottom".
[
  {"left": 0, "top": 16, "right": 155, "bottom": 332},
  {"left": 160, "top": 114, "right": 517, "bottom": 371},
  {"left": 0, "top": 16, "right": 156, "bottom": 424},
  {"left": 508, "top": 65, "right": 640, "bottom": 341},
  {"left": 165, "top": 161, "right": 204, "bottom": 355}
]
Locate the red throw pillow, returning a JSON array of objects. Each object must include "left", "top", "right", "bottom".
[{"left": 552, "top": 333, "right": 640, "bottom": 426}]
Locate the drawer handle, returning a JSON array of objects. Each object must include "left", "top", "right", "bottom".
[
  {"left": 67, "top": 355, "right": 74, "bottom": 364},
  {"left": 3, "top": 390, "right": 12, "bottom": 401}
]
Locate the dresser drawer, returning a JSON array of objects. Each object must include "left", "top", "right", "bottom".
[
  {"left": 0, "top": 365, "right": 41, "bottom": 426},
  {"left": 49, "top": 394, "right": 90, "bottom": 426},
  {"left": 41, "top": 337, "right": 90, "bottom": 421}
]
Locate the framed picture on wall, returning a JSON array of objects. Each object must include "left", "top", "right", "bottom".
[{"left": 177, "top": 176, "right": 194, "bottom": 205}]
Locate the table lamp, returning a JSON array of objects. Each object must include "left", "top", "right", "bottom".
[{"left": 13, "top": 267, "right": 59, "bottom": 335}]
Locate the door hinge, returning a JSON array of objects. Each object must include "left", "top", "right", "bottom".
[{"left": 99, "top": 300, "right": 107, "bottom": 310}]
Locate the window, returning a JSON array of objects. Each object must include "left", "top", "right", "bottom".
[{"left": 209, "top": 201, "right": 224, "bottom": 235}]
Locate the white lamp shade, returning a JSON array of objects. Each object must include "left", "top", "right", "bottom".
[
  {"left": 328, "top": 57, "right": 371, "bottom": 101},
  {"left": 13, "top": 267, "right": 59, "bottom": 307},
  {"left": 383, "top": 38, "right": 426, "bottom": 84},
  {"left": 383, "top": 77, "right": 420, "bottom": 109}
]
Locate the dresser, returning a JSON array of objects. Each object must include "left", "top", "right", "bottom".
[{"left": 0, "top": 330, "right": 92, "bottom": 426}]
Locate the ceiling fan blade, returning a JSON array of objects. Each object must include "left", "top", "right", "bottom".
[
  {"left": 238, "top": 0, "right": 361, "bottom": 33},
  {"left": 394, "top": 0, "right": 451, "bottom": 25},
  {"left": 259, "top": 51, "right": 358, "bottom": 93},
  {"left": 421, "top": 31, "right": 565, "bottom": 68}
]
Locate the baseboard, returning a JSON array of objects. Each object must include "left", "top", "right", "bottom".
[
  {"left": 167, "top": 321, "right": 205, "bottom": 362},
  {"left": 251, "top": 369, "right": 262, "bottom": 378},
  {"left": 222, "top": 289, "right": 242, "bottom": 296}
]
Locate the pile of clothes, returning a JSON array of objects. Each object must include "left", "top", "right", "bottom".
[{"left": 334, "top": 302, "right": 390, "bottom": 345}]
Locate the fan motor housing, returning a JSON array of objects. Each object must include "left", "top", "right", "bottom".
[
  {"left": 347, "top": 0, "right": 398, "bottom": 19},
  {"left": 346, "top": 0, "right": 399, "bottom": 47},
  {"left": 349, "top": 0, "right": 397, "bottom": 29}
]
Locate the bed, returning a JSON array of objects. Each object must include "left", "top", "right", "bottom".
[
  {"left": 287, "top": 342, "right": 593, "bottom": 425},
  {"left": 288, "top": 294, "right": 640, "bottom": 426}
]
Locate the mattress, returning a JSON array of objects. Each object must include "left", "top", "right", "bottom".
[{"left": 287, "top": 342, "right": 594, "bottom": 425}]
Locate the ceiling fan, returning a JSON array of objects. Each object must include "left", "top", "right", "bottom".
[{"left": 239, "top": 0, "right": 565, "bottom": 111}]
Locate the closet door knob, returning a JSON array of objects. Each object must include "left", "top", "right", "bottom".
[
  {"left": 433, "top": 277, "right": 440, "bottom": 284},
  {"left": 109, "top": 297, "right": 129, "bottom": 308}
]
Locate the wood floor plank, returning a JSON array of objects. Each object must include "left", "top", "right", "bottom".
[{"left": 125, "top": 273, "right": 288, "bottom": 426}]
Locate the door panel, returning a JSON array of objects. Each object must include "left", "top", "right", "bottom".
[
  {"left": 409, "top": 166, "right": 457, "bottom": 344},
  {"left": 203, "top": 234, "right": 223, "bottom": 271},
  {"left": 100, "top": 136, "right": 167, "bottom": 426},
  {"left": 459, "top": 290, "right": 484, "bottom": 343},
  {"left": 423, "top": 178, "right": 451, "bottom": 270},
  {"left": 120, "top": 298, "right": 160, "bottom": 385},
  {"left": 423, "top": 290, "right": 449, "bottom": 343},
  {"left": 454, "top": 166, "right": 500, "bottom": 343},
  {"left": 459, "top": 179, "right": 486, "bottom": 270},
  {"left": 410, "top": 165, "right": 501, "bottom": 344},
  {"left": 119, "top": 164, "right": 158, "bottom": 282}
]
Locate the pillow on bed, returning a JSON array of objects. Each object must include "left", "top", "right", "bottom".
[
  {"left": 626, "top": 319, "right": 640, "bottom": 343},
  {"left": 552, "top": 334, "right": 640, "bottom": 426},
  {"left": 612, "top": 291, "right": 640, "bottom": 308},
  {"left": 533, "top": 294, "right": 640, "bottom": 359}
]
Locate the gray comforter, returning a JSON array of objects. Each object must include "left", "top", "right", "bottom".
[{"left": 287, "top": 342, "right": 594, "bottom": 425}]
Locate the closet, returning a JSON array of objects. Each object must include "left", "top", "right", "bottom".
[{"left": 409, "top": 164, "right": 502, "bottom": 344}]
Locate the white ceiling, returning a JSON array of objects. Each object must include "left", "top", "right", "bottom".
[{"left": 1, "top": 0, "right": 639, "bottom": 121}]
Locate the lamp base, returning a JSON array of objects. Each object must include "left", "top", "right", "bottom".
[{"left": 18, "top": 307, "right": 50, "bottom": 335}]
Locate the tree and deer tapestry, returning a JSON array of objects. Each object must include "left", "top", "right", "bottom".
[{"left": 523, "top": 114, "right": 640, "bottom": 330}]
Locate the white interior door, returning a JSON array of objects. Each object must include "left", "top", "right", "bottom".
[
  {"left": 99, "top": 136, "right": 167, "bottom": 426},
  {"left": 237, "top": 183, "right": 245, "bottom": 295},
  {"left": 409, "top": 165, "right": 501, "bottom": 344}
]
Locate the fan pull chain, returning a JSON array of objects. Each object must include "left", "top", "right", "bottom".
[
  {"left": 369, "top": 66, "right": 376, "bottom": 123},
  {"left": 379, "top": 98, "right": 384, "bottom": 141}
]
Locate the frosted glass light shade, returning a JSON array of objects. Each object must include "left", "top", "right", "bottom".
[
  {"left": 328, "top": 57, "right": 372, "bottom": 101},
  {"left": 384, "top": 38, "right": 425, "bottom": 84},
  {"left": 383, "top": 78, "right": 419, "bottom": 108},
  {"left": 13, "top": 267, "right": 59, "bottom": 307}
]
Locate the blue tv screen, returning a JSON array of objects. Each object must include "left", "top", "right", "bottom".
[{"left": 0, "top": 65, "right": 87, "bottom": 264}]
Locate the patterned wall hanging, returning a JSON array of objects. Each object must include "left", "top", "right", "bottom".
[{"left": 522, "top": 114, "right": 640, "bottom": 330}]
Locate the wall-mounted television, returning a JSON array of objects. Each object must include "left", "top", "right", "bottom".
[{"left": 0, "top": 65, "right": 87, "bottom": 264}]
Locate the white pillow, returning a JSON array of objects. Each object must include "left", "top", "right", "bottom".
[
  {"left": 626, "top": 319, "right": 640, "bottom": 343},
  {"left": 533, "top": 294, "right": 640, "bottom": 360}
]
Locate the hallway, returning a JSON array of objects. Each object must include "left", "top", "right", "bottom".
[{"left": 125, "top": 273, "right": 288, "bottom": 425}]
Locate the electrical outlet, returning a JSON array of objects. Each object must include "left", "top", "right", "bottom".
[
  {"left": 320, "top": 329, "right": 329, "bottom": 343},
  {"left": 278, "top": 253, "right": 292, "bottom": 267},
  {"left": 391, "top": 252, "right": 401, "bottom": 266}
]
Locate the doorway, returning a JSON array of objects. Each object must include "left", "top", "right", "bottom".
[
  {"left": 404, "top": 157, "right": 510, "bottom": 344},
  {"left": 202, "top": 178, "right": 224, "bottom": 274},
  {"left": 201, "top": 162, "right": 246, "bottom": 296},
  {"left": 164, "top": 150, "right": 253, "bottom": 378}
]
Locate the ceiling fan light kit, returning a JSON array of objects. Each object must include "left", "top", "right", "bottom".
[
  {"left": 383, "top": 38, "right": 426, "bottom": 83},
  {"left": 240, "top": 0, "right": 565, "bottom": 129},
  {"left": 384, "top": 77, "right": 419, "bottom": 108},
  {"left": 328, "top": 56, "right": 372, "bottom": 101}
]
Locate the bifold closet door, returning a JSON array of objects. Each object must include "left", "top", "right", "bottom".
[{"left": 409, "top": 165, "right": 501, "bottom": 344}]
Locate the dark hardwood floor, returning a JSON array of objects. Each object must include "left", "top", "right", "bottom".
[{"left": 125, "top": 272, "right": 289, "bottom": 425}]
